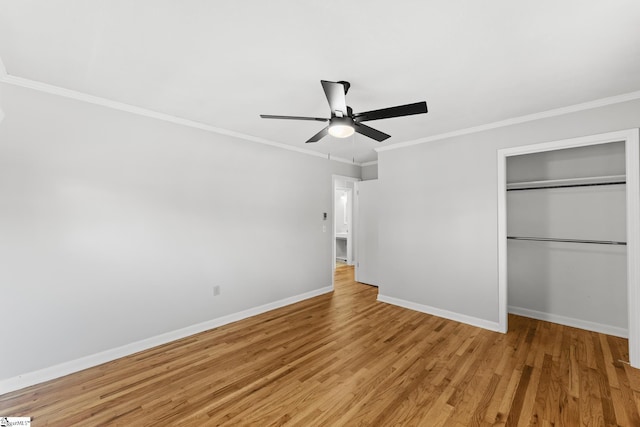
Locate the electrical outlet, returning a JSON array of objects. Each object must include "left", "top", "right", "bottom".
[{"left": 213, "top": 285, "right": 221, "bottom": 296}]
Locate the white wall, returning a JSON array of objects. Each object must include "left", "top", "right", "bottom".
[
  {"left": 0, "top": 83, "right": 359, "bottom": 382},
  {"left": 377, "top": 99, "right": 640, "bottom": 327},
  {"left": 506, "top": 142, "right": 626, "bottom": 182},
  {"left": 361, "top": 163, "right": 378, "bottom": 180},
  {"left": 507, "top": 187, "right": 627, "bottom": 332}
]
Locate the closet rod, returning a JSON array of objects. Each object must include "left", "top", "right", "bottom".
[
  {"left": 507, "top": 236, "right": 627, "bottom": 246},
  {"left": 507, "top": 181, "right": 625, "bottom": 191}
]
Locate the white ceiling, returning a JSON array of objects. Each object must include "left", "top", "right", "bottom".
[{"left": 1, "top": 1, "right": 639, "bottom": 163}]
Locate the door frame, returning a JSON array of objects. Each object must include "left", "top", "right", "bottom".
[
  {"left": 497, "top": 128, "right": 640, "bottom": 367},
  {"left": 331, "top": 175, "right": 361, "bottom": 288}
]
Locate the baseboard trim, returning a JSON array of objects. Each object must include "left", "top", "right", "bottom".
[
  {"left": 377, "top": 294, "right": 501, "bottom": 332},
  {"left": 508, "top": 305, "right": 628, "bottom": 338},
  {"left": 0, "top": 286, "right": 333, "bottom": 395}
]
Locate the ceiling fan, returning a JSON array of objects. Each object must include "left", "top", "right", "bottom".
[{"left": 260, "top": 80, "right": 428, "bottom": 143}]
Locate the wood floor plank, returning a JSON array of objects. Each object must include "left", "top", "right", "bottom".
[{"left": 1, "top": 264, "right": 639, "bottom": 426}]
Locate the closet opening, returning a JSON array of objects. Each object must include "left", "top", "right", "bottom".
[{"left": 497, "top": 129, "right": 640, "bottom": 368}]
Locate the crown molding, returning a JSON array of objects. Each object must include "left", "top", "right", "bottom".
[
  {"left": 9, "top": 64, "right": 638, "bottom": 165},
  {"left": 376, "top": 90, "right": 640, "bottom": 153},
  {"left": 0, "top": 73, "right": 362, "bottom": 166}
]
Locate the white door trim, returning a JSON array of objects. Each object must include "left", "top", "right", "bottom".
[{"left": 497, "top": 129, "right": 640, "bottom": 368}]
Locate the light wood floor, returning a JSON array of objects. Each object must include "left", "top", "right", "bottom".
[{"left": 2, "top": 265, "right": 640, "bottom": 426}]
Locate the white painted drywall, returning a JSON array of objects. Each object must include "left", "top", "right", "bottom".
[
  {"left": 377, "top": 98, "right": 640, "bottom": 326},
  {"left": 506, "top": 142, "right": 626, "bottom": 182},
  {"left": 0, "top": 82, "right": 359, "bottom": 382},
  {"left": 507, "top": 187, "right": 627, "bottom": 332},
  {"left": 507, "top": 186, "right": 626, "bottom": 241},
  {"left": 507, "top": 240, "right": 627, "bottom": 332},
  {"left": 361, "top": 163, "right": 378, "bottom": 180}
]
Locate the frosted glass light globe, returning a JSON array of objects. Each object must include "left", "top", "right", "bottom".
[
  {"left": 328, "top": 117, "right": 355, "bottom": 138},
  {"left": 328, "top": 124, "right": 355, "bottom": 138}
]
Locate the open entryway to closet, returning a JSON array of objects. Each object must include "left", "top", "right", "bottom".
[
  {"left": 497, "top": 129, "right": 640, "bottom": 368},
  {"left": 507, "top": 142, "right": 627, "bottom": 336}
]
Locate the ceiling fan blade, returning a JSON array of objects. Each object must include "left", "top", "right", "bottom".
[
  {"left": 321, "top": 80, "right": 348, "bottom": 116},
  {"left": 260, "top": 114, "right": 328, "bottom": 122},
  {"left": 354, "top": 101, "right": 428, "bottom": 122},
  {"left": 306, "top": 126, "right": 330, "bottom": 143},
  {"left": 354, "top": 122, "right": 391, "bottom": 142}
]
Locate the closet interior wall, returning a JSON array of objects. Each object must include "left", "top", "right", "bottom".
[{"left": 506, "top": 142, "right": 628, "bottom": 337}]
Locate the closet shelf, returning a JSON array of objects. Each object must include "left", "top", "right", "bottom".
[
  {"left": 507, "top": 236, "right": 627, "bottom": 246},
  {"left": 507, "top": 174, "right": 626, "bottom": 191}
]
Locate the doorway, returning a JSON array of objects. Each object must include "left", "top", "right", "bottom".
[
  {"left": 332, "top": 175, "right": 360, "bottom": 287},
  {"left": 497, "top": 129, "right": 640, "bottom": 368}
]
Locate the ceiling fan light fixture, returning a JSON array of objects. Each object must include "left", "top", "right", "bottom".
[
  {"left": 328, "top": 117, "right": 355, "bottom": 138},
  {"left": 260, "top": 80, "right": 427, "bottom": 144}
]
